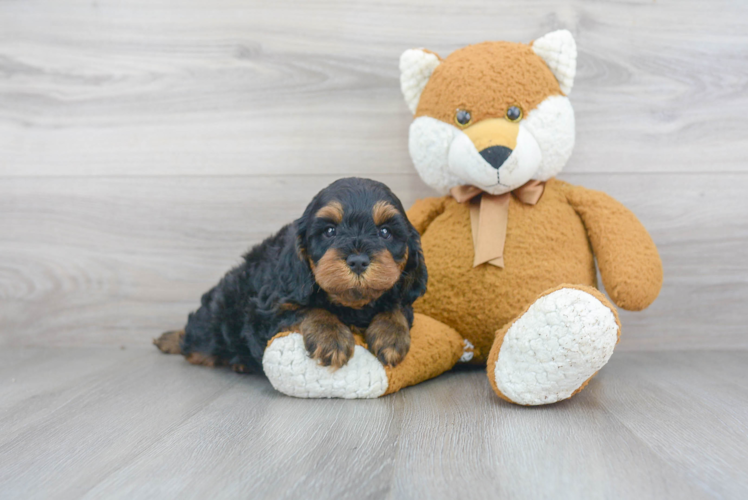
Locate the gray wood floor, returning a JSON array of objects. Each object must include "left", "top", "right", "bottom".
[{"left": 0, "top": 347, "right": 746, "bottom": 500}]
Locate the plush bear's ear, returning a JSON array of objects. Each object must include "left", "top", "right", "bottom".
[
  {"left": 400, "top": 49, "right": 442, "bottom": 114},
  {"left": 531, "top": 30, "right": 577, "bottom": 95}
]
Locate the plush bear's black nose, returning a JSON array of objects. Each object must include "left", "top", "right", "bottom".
[
  {"left": 346, "top": 254, "right": 370, "bottom": 275},
  {"left": 480, "top": 145, "right": 513, "bottom": 170}
]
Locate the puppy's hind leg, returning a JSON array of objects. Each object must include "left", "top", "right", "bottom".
[
  {"left": 155, "top": 329, "right": 229, "bottom": 368},
  {"left": 154, "top": 330, "right": 185, "bottom": 354}
]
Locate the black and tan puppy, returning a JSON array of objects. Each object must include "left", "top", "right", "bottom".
[{"left": 155, "top": 178, "right": 427, "bottom": 373}]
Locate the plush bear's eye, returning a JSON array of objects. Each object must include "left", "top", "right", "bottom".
[
  {"left": 455, "top": 109, "right": 471, "bottom": 127},
  {"left": 506, "top": 106, "right": 522, "bottom": 122}
]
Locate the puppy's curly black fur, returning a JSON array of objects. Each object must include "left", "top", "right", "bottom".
[{"left": 155, "top": 178, "right": 427, "bottom": 373}]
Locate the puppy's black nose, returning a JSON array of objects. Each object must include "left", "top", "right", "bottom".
[
  {"left": 479, "top": 145, "right": 513, "bottom": 170},
  {"left": 346, "top": 254, "right": 370, "bottom": 275}
]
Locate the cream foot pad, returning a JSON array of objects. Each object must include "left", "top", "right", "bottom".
[
  {"left": 494, "top": 288, "right": 619, "bottom": 405},
  {"left": 262, "top": 333, "right": 388, "bottom": 399}
]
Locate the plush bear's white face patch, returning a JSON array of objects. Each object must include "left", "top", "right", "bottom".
[
  {"left": 401, "top": 30, "right": 577, "bottom": 195},
  {"left": 408, "top": 96, "right": 574, "bottom": 195}
]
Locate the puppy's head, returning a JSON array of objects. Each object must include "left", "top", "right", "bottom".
[{"left": 296, "top": 178, "right": 427, "bottom": 309}]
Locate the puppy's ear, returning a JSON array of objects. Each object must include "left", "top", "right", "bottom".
[
  {"left": 399, "top": 225, "right": 428, "bottom": 305},
  {"left": 272, "top": 213, "right": 315, "bottom": 306},
  {"left": 294, "top": 193, "right": 320, "bottom": 260},
  {"left": 294, "top": 213, "right": 309, "bottom": 260}
]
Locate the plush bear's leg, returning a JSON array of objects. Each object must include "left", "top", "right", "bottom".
[
  {"left": 262, "top": 313, "right": 465, "bottom": 399},
  {"left": 486, "top": 284, "right": 621, "bottom": 406}
]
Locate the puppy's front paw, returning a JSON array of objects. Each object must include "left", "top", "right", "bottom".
[
  {"left": 365, "top": 309, "right": 411, "bottom": 367},
  {"left": 373, "top": 336, "right": 410, "bottom": 368},
  {"left": 301, "top": 309, "right": 355, "bottom": 369}
]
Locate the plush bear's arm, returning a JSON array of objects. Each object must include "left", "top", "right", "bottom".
[
  {"left": 406, "top": 196, "right": 450, "bottom": 235},
  {"left": 567, "top": 185, "right": 663, "bottom": 311}
]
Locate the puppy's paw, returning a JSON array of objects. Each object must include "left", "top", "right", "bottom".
[
  {"left": 153, "top": 330, "right": 184, "bottom": 354},
  {"left": 310, "top": 336, "right": 356, "bottom": 369},
  {"left": 373, "top": 337, "right": 410, "bottom": 367},
  {"left": 301, "top": 310, "right": 355, "bottom": 369},
  {"left": 365, "top": 309, "right": 411, "bottom": 367}
]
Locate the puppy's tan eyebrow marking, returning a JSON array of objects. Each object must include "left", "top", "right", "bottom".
[
  {"left": 372, "top": 201, "right": 399, "bottom": 225},
  {"left": 315, "top": 201, "right": 344, "bottom": 224}
]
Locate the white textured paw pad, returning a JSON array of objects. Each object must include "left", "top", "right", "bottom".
[
  {"left": 495, "top": 289, "right": 618, "bottom": 405},
  {"left": 262, "top": 333, "right": 388, "bottom": 399}
]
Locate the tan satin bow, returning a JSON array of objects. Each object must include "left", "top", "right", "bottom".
[{"left": 450, "top": 180, "right": 545, "bottom": 268}]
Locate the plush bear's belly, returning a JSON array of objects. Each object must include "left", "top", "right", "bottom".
[{"left": 414, "top": 181, "right": 596, "bottom": 362}]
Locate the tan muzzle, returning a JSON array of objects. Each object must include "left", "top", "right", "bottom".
[{"left": 463, "top": 118, "right": 519, "bottom": 151}]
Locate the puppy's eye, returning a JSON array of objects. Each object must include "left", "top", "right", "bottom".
[
  {"left": 378, "top": 227, "right": 392, "bottom": 240},
  {"left": 506, "top": 106, "right": 522, "bottom": 122},
  {"left": 324, "top": 227, "right": 337, "bottom": 238},
  {"left": 455, "top": 109, "right": 471, "bottom": 127}
]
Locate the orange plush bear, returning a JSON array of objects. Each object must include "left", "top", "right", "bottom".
[{"left": 262, "top": 30, "right": 663, "bottom": 404}]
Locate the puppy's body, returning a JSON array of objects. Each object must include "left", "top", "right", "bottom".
[{"left": 158, "top": 178, "right": 427, "bottom": 373}]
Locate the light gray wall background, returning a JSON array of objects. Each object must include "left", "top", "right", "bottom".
[{"left": 1, "top": 0, "right": 746, "bottom": 350}]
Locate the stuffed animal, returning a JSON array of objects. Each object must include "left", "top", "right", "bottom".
[{"left": 262, "top": 30, "right": 663, "bottom": 404}]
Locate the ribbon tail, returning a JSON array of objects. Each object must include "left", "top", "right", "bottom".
[
  {"left": 459, "top": 181, "right": 545, "bottom": 270},
  {"left": 470, "top": 193, "right": 510, "bottom": 268},
  {"left": 485, "top": 255, "right": 505, "bottom": 268}
]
